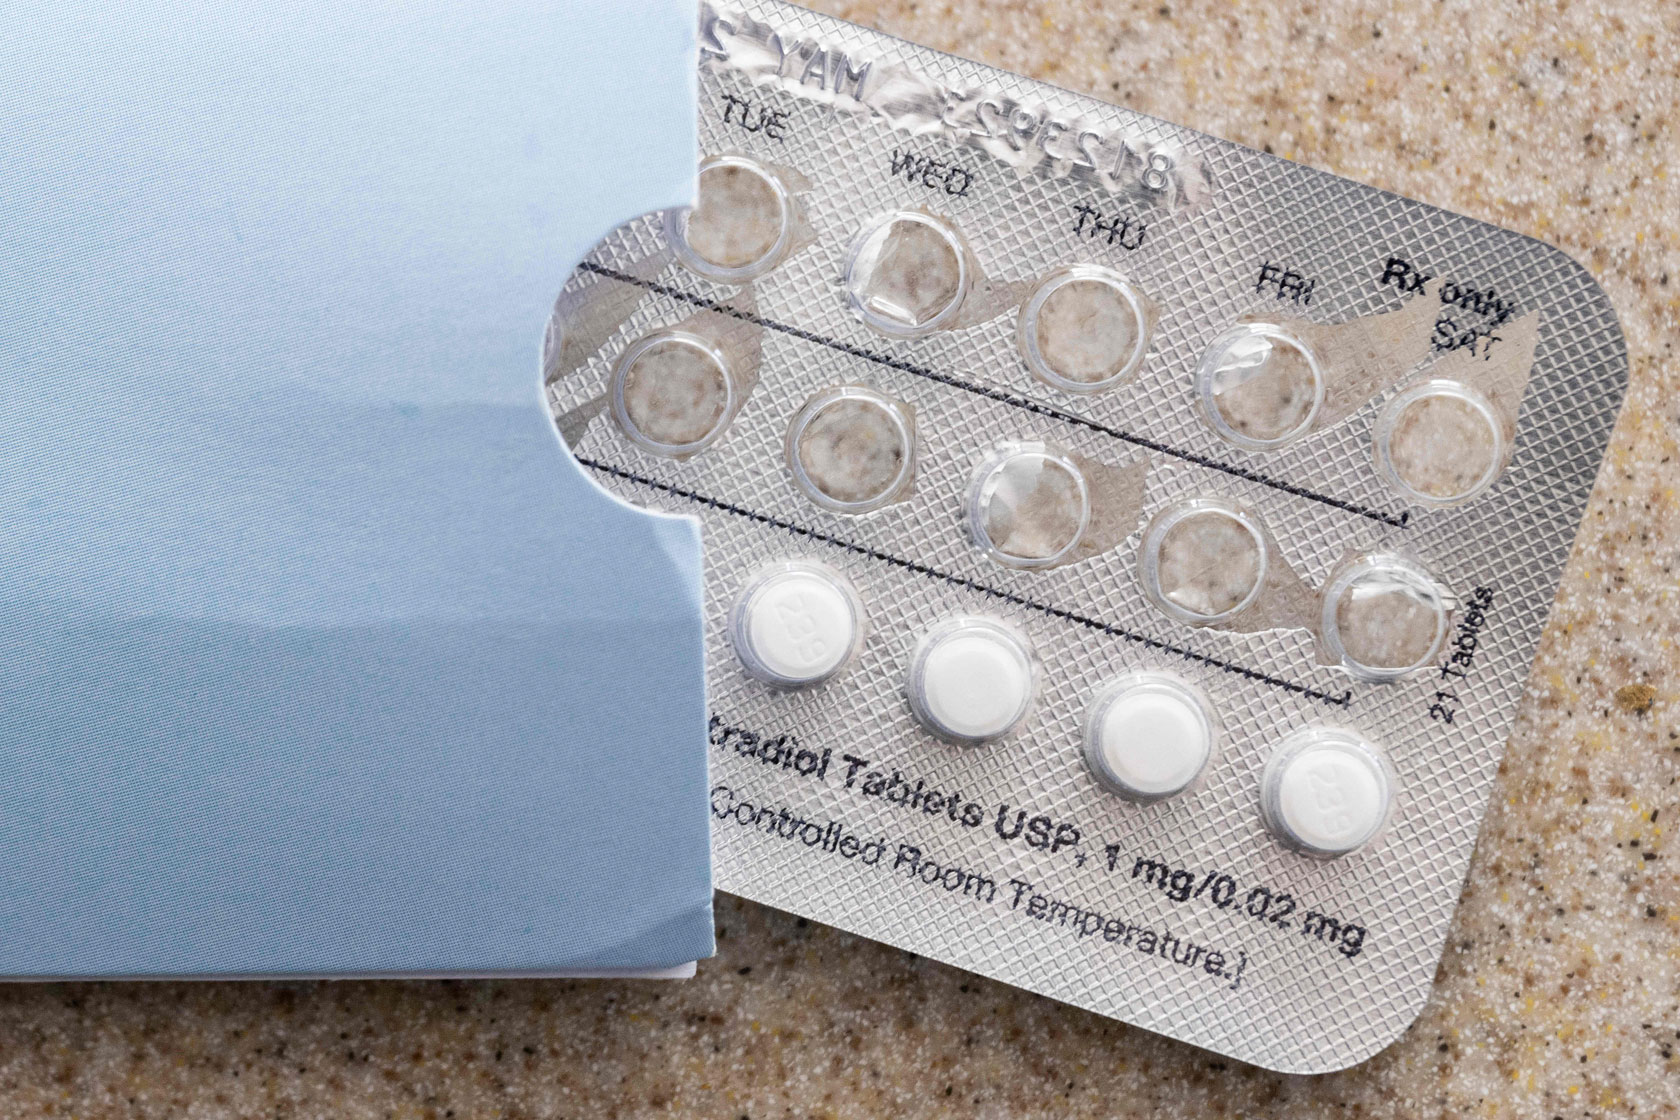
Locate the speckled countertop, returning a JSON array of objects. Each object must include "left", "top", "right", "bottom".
[{"left": 3, "top": 2, "right": 1674, "bottom": 1117}]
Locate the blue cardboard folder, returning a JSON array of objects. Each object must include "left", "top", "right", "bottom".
[{"left": 0, "top": 1, "right": 714, "bottom": 976}]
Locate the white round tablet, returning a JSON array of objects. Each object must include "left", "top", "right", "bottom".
[
  {"left": 1083, "top": 674, "right": 1216, "bottom": 801},
  {"left": 729, "top": 562, "right": 865, "bottom": 688},
  {"left": 1261, "top": 728, "right": 1393, "bottom": 857},
  {"left": 907, "top": 618, "right": 1037, "bottom": 745}
]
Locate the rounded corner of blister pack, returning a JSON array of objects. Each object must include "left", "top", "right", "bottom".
[{"left": 545, "top": 0, "right": 1631, "bottom": 1069}]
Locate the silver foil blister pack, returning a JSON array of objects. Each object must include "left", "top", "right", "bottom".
[{"left": 543, "top": 1, "right": 1627, "bottom": 1072}]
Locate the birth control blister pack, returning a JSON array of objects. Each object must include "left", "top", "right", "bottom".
[{"left": 542, "top": 1, "right": 1626, "bottom": 1072}]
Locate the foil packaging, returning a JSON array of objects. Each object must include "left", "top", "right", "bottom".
[{"left": 543, "top": 0, "right": 1626, "bottom": 1072}]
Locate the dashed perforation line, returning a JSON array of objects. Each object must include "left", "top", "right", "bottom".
[
  {"left": 578, "top": 455, "right": 1355, "bottom": 709},
  {"left": 576, "top": 260, "right": 1410, "bottom": 529}
]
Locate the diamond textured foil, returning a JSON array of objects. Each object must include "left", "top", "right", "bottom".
[{"left": 543, "top": 1, "right": 1627, "bottom": 1072}]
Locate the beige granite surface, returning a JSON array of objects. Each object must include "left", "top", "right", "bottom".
[{"left": 2, "top": 1, "right": 1675, "bottom": 1117}]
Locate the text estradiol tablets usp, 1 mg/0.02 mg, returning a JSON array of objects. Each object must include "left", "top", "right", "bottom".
[{"left": 540, "top": 1, "right": 1627, "bottom": 1073}]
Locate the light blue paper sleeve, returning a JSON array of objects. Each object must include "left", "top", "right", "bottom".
[{"left": 0, "top": 0, "right": 714, "bottom": 975}]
